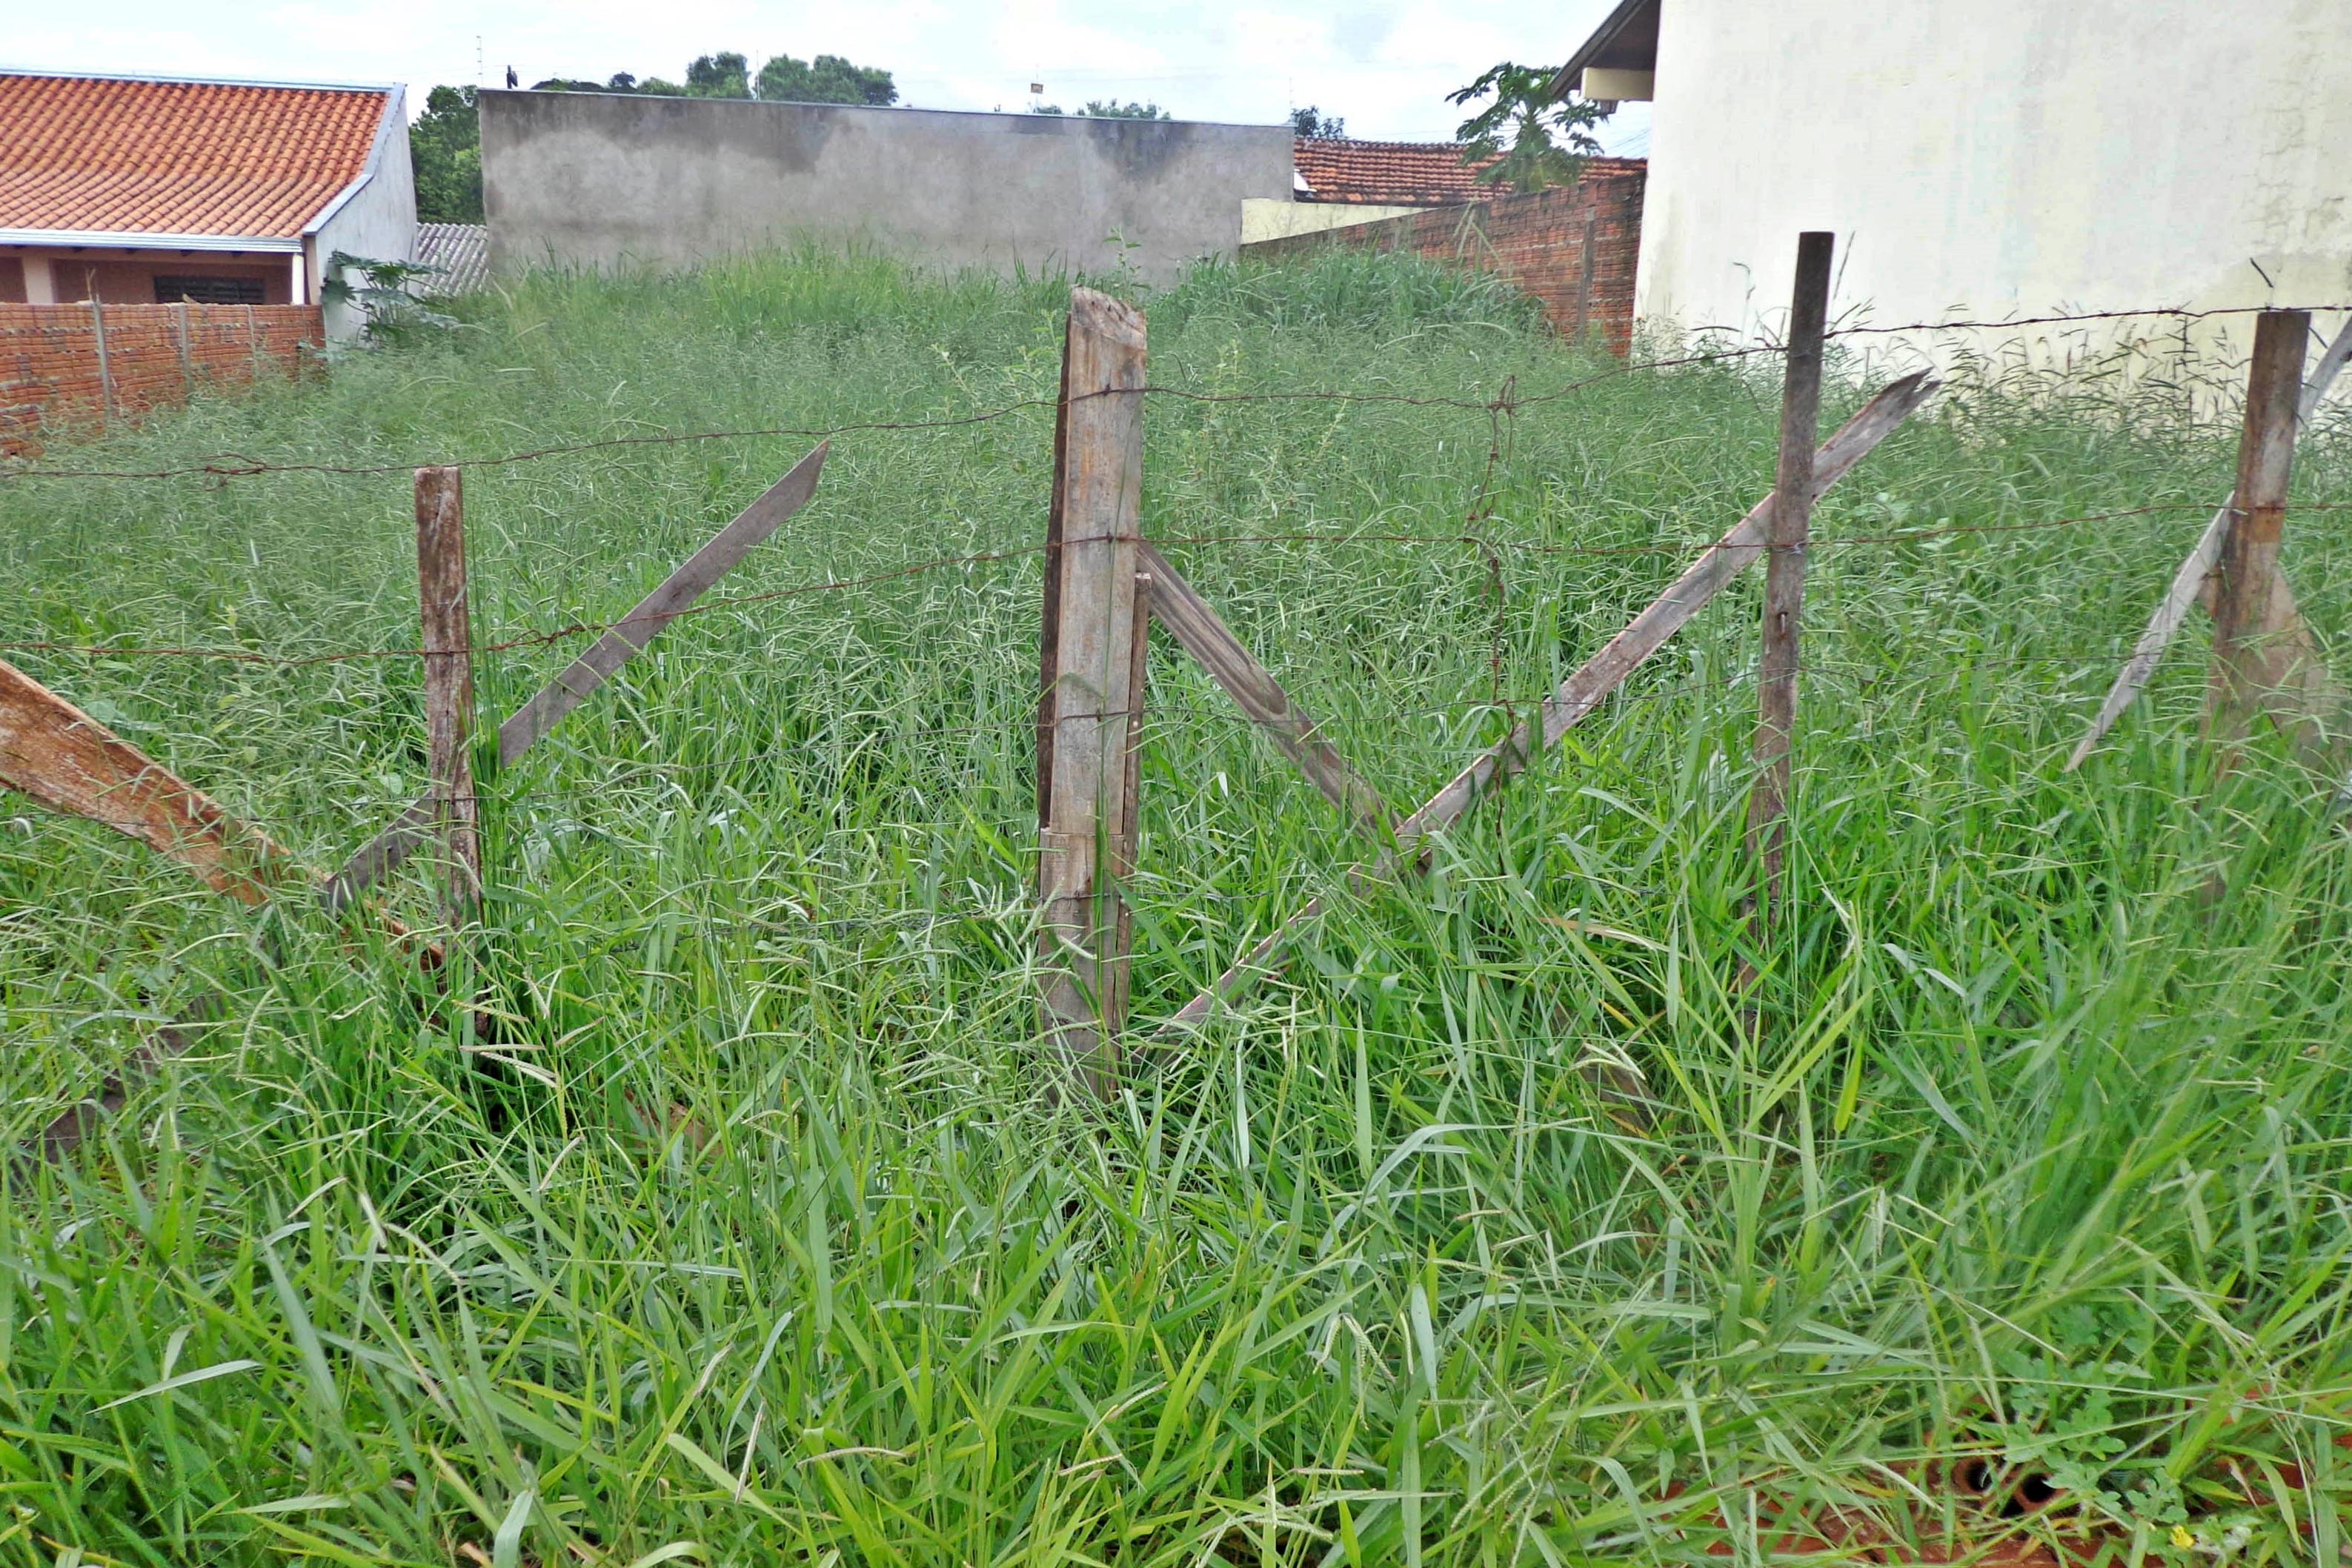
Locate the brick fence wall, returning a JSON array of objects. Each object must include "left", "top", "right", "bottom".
[
  {"left": 0, "top": 302, "right": 324, "bottom": 458},
  {"left": 1240, "top": 160, "right": 1647, "bottom": 354}
]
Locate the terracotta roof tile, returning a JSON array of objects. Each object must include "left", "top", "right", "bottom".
[
  {"left": 0, "top": 73, "right": 389, "bottom": 239},
  {"left": 1292, "top": 138, "right": 1504, "bottom": 206}
]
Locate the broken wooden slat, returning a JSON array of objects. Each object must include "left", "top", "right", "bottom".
[
  {"left": 29, "top": 996, "right": 223, "bottom": 1165},
  {"left": 322, "top": 440, "right": 829, "bottom": 910},
  {"left": 1159, "top": 370, "right": 1941, "bottom": 1035},
  {"left": 1137, "top": 540, "right": 1390, "bottom": 840},
  {"left": 2065, "top": 314, "right": 2352, "bottom": 771},
  {"left": 0, "top": 657, "right": 305, "bottom": 904},
  {"left": 1036, "top": 289, "right": 1148, "bottom": 1092},
  {"left": 2208, "top": 310, "right": 2312, "bottom": 750}
]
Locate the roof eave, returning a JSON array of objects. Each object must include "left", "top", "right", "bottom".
[
  {"left": 1548, "top": 0, "right": 1661, "bottom": 101},
  {"left": 0, "top": 228, "right": 305, "bottom": 253},
  {"left": 0, "top": 63, "right": 399, "bottom": 93}
]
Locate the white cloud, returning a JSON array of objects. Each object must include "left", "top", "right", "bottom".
[{"left": 5, "top": 0, "right": 1634, "bottom": 141}]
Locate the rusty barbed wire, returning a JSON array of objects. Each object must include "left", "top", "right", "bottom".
[
  {"left": 12, "top": 299, "right": 2345, "bottom": 485},
  {"left": 12, "top": 498, "right": 2336, "bottom": 671},
  {"left": 180, "top": 642, "right": 2180, "bottom": 823}
]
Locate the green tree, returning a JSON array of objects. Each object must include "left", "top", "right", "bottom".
[
  {"left": 1290, "top": 105, "right": 1345, "bottom": 139},
  {"left": 1079, "top": 99, "right": 1169, "bottom": 120},
  {"left": 1446, "top": 62, "right": 1610, "bottom": 192},
  {"left": 686, "top": 52, "right": 751, "bottom": 99},
  {"left": 755, "top": 53, "right": 897, "bottom": 106},
  {"left": 409, "top": 85, "right": 482, "bottom": 223}
]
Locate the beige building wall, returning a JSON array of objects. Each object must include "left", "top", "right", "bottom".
[
  {"left": 1634, "top": 0, "right": 2352, "bottom": 375},
  {"left": 1240, "top": 198, "right": 1429, "bottom": 245}
]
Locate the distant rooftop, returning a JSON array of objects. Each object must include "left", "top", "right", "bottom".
[
  {"left": 1293, "top": 138, "right": 1504, "bottom": 206},
  {"left": 0, "top": 70, "right": 392, "bottom": 239},
  {"left": 1293, "top": 138, "right": 1648, "bottom": 209},
  {"left": 413, "top": 222, "right": 489, "bottom": 296}
]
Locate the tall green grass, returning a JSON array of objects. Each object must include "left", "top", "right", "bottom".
[{"left": 1, "top": 247, "right": 2348, "bottom": 1566}]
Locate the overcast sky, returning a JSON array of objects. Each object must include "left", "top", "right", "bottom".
[{"left": 3, "top": 0, "right": 1650, "bottom": 151}]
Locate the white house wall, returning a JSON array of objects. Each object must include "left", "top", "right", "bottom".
[
  {"left": 1634, "top": 0, "right": 2352, "bottom": 376},
  {"left": 312, "top": 87, "right": 418, "bottom": 341}
]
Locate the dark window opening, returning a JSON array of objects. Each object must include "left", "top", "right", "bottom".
[{"left": 153, "top": 275, "right": 266, "bottom": 305}]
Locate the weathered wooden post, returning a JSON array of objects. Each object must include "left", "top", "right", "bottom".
[
  {"left": 1036, "top": 288, "right": 1149, "bottom": 1094},
  {"left": 2207, "top": 309, "right": 2312, "bottom": 757},
  {"left": 1746, "top": 230, "right": 1834, "bottom": 933},
  {"left": 173, "top": 302, "right": 195, "bottom": 400},
  {"left": 87, "top": 299, "right": 113, "bottom": 436},
  {"left": 1103, "top": 570, "right": 1152, "bottom": 1037},
  {"left": 1572, "top": 207, "right": 1600, "bottom": 346},
  {"left": 414, "top": 465, "right": 482, "bottom": 915}
]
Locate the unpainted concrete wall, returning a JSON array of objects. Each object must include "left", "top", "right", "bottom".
[{"left": 479, "top": 90, "right": 1293, "bottom": 285}]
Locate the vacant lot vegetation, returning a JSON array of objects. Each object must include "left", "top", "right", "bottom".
[{"left": 1, "top": 248, "right": 2349, "bottom": 1566}]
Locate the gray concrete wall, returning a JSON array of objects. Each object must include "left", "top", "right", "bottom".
[{"left": 479, "top": 90, "right": 1293, "bottom": 284}]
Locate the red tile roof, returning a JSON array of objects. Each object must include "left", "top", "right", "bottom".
[
  {"left": 0, "top": 73, "right": 390, "bottom": 239},
  {"left": 1293, "top": 138, "right": 1505, "bottom": 206}
]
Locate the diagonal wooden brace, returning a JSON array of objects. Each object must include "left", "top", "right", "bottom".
[
  {"left": 323, "top": 441, "right": 828, "bottom": 909},
  {"left": 1136, "top": 541, "right": 1390, "bottom": 841},
  {"left": 1157, "top": 370, "right": 1941, "bottom": 1036},
  {"left": 1, "top": 657, "right": 307, "bottom": 904}
]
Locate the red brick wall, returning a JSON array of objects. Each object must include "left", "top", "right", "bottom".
[
  {"left": 0, "top": 302, "right": 322, "bottom": 457},
  {"left": 1242, "top": 160, "right": 1647, "bottom": 354}
]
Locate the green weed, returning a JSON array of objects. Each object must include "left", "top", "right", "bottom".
[{"left": 0, "top": 248, "right": 2347, "bottom": 1564}]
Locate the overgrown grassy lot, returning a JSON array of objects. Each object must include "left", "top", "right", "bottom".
[{"left": 3, "top": 249, "right": 2350, "bottom": 1567}]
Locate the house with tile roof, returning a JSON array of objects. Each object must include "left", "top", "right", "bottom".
[
  {"left": 0, "top": 68, "right": 413, "bottom": 341},
  {"left": 1242, "top": 137, "right": 1506, "bottom": 245}
]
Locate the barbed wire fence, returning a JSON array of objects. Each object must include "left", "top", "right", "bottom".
[{"left": 6, "top": 267, "right": 2351, "bottom": 1152}]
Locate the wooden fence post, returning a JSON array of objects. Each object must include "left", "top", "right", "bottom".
[
  {"left": 174, "top": 303, "right": 194, "bottom": 399},
  {"left": 1037, "top": 288, "right": 1148, "bottom": 1094},
  {"left": 414, "top": 465, "right": 481, "bottom": 914},
  {"left": 2064, "top": 316, "right": 2352, "bottom": 771},
  {"left": 1745, "top": 230, "right": 1834, "bottom": 934},
  {"left": 1573, "top": 207, "right": 1600, "bottom": 345},
  {"left": 2208, "top": 308, "right": 2312, "bottom": 754},
  {"left": 87, "top": 299, "right": 113, "bottom": 436}
]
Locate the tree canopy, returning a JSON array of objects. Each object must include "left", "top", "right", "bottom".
[
  {"left": 528, "top": 50, "right": 895, "bottom": 106},
  {"left": 409, "top": 85, "right": 482, "bottom": 224},
  {"left": 1290, "top": 106, "right": 1346, "bottom": 139},
  {"left": 756, "top": 53, "right": 898, "bottom": 106},
  {"left": 1446, "top": 63, "right": 1610, "bottom": 192},
  {"left": 1031, "top": 100, "right": 1172, "bottom": 120},
  {"left": 686, "top": 53, "right": 751, "bottom": 99}
]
